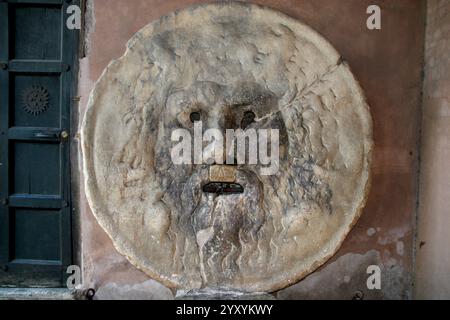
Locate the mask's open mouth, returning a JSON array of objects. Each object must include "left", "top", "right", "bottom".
[
  {"left": 202, "top": 182, "right": 244, "bottom": 194},
  {"left": 202, "top": 164, "right": 244, "bottom": 194}
]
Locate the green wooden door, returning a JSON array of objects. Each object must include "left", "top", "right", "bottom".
[{"left": 0, "top": 0, "right": 79, "bottom": 287}]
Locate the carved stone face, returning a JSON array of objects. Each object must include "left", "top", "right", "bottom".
[{"left": 81, "top": 3, "right": 373, "bottom": 293}]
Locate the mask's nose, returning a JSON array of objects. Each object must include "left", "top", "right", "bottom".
[{"left": 209, "top": 165, "right": 236, "bottom": 182}]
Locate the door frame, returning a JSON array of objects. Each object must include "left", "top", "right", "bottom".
[{"left": 0, "top": 0, "right": 80, "bottom": 287}]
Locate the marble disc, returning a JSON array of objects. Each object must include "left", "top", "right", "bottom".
[{"left": 81, "top": 2, "right": 373, "bottom": 292}]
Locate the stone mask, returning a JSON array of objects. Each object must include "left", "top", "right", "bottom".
[{"left": 81, "top": 2, "right": 373, "bottom": 293}]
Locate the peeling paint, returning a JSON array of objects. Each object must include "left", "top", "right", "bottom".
[
  {"left": 277, "top": 250, "right": 410, "bottom": 300},
  {"left": 377, "top": 227, "right": 408, "bottom": 246},
  {"left": 396, "top": 241, "right": 404, "bottom": 256}
]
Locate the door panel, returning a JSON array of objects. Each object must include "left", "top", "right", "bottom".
[
  {"left": 13, "top": 141, "right": 61, "bottom": 195},
  {"left": 0, "top": 0, "right": 79, "bottom": 287},
  {"left": 13, "top": 5, "right": 62, "bottom": 60},
  {"left": 13, "top": 208, "right": 61, "bottom": 261}
]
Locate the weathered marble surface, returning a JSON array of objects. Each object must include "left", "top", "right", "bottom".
[{"left": 81, "top": 2, "right": 373, "bottom": 293}]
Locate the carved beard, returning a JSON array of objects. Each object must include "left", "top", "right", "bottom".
[
  {"left": 160, "top": 165, "right": 267, "bottom": 286},
  {"left": 153, "top": 116, "right": 332, "bottom": 287},
  {"left": 158, "top": 162, "right": 331, "bottom": 288}
]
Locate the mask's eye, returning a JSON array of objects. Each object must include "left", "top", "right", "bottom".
[
  {"left": 190, "top": 112, "right": 201, "bottom": 123},
  {"left": 241, "top": 111, "right": 255, "bottom": 129}
]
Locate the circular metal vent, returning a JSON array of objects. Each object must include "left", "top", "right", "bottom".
[{"left": 22, "top": 85, "right": 50, "bottom": 116}]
